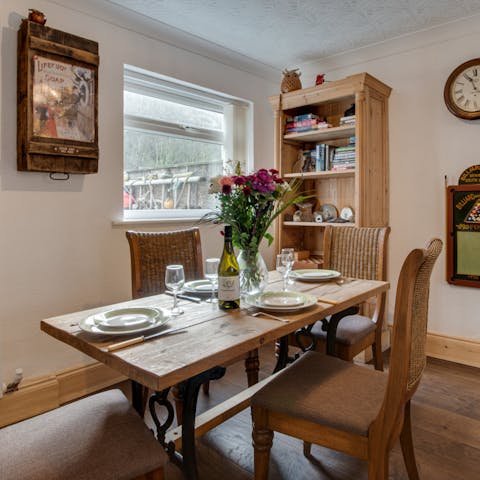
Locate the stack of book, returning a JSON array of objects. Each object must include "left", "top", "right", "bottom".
[
  {"left": 285, "top": 114, "right": 332, "bottom": 133},
  {"left": 331, "top": 138, "right": 356, "bottom": 171},
  {"left": 339, "top": 115, "right": 356, "bottom": 126},
  {"left": 301, "top": 143, "right": 337, "bottom": 172}
]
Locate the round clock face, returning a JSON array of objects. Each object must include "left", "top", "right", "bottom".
[{"left": 444, "top": 58, "right": 480, "bottom": 119}]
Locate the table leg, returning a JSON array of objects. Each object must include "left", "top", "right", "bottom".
[
  {"left": 245, "top": 349, "right": 259, "bottom": 386},
  {"left": 131, "top": 380, "right": 145, "bottom": 416},
  {"left": 180, "top": 366, "right": 226, "bottom": 480},
  {"left": 273, "top": 336, "right": 289, "bottom": 373}
]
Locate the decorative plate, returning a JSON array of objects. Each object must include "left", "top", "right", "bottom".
[
  {"left": 80, "top": 307, "right": 170, "bottom": 335},
  {"left": 319, "top": 204, "right": 338, "bottom": 221},
  {"left": 290, "top": 269, "right": 341, "bottom": 282},
  {"left": 244, "top": 291, "right": 317, "bottom": 312}
]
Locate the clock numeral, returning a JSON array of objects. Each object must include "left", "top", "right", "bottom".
[
  {"left": 465, "top": 99, "right": 470, "bottom": 108},
  {"left": 473, "top": 68, "right": 478, "bottom": 76},
  {"left": 475, "top": 101, "right": 478, "bottom": 109},
  {"left": 456, "top": 81, "right": 465, "bottom": 86},
  {"left": 455, "top": 89, "right": 463, "bottom": 95}
]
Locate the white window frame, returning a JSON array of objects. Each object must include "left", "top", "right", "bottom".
[{"left": 123, "top": 65, "right": 252, "bottom": 222}]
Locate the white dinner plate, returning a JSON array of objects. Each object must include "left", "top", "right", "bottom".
[
  {"left": 244, "top": 291, "right": 317, "bottom": 312},
  {"left": 80, "top": 307, "right": 170, "bottom": 335},
  {"left": 290, "top": 269, "right": 341, "bottom": 282},
  {"left": 183, "top": 280, "right": 217, "bottom": 293}
]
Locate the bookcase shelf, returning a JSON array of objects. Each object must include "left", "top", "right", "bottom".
[
  {"left": 270, "top": 73, "right": 391, "bottom": 266},
  {"left": 283, "top": 124, "right": 355, "bottom": 143},
  {"left": 284, "top": 170, "right": 355, "bottom": 180}
]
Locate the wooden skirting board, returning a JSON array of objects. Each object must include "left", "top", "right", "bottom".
[
  {"left": 0, "top": 362, "right": 126, "bottom": 427},
  {"left": 1, "top": 331, "right": 478, "bottom": 427},
  {"left": 426, "top": 331, "right": 480, "bottom": 368}
]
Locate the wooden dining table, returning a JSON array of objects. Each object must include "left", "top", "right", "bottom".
[{"left": 41, "top": 271, "right": 389, "bottom": 480}]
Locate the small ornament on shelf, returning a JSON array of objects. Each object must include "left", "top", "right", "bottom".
[
  {"left": 281, "top": 68, "right": 302, "bottom": 93},
  {"left": 28, "top": 9, "right": 47, "bottom": 25},
  {"left": 315, "top": 74, "right": 325, "bottom": 85}
]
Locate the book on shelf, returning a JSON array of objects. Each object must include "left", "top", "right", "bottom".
[
  {"left": 339, "top": 115, "right": 356, "bottom": 125},
  {"left": 286, "top": 113, "right": 320, "bottom": 122},
  {"left": 285, "top": 121, "right": 332, "bottom": 133}
]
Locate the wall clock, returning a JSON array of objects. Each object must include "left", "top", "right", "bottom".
[{"left": 444, "top": 58, "right": 480, "bottom": 120}]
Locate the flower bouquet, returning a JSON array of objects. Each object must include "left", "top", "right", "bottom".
[{"left": 203, "top": 163, "right": 307, "bottom": 294}]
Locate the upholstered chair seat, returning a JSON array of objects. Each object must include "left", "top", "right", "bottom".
[
  {"left": 0, "top": 389, "right": 165, "bottom": 480},
  {"left": 253, "top": 352, "right": 387, "bottom": 436},
  {"left": 310, "top": 314, "right": 377, "bottom": 346}
]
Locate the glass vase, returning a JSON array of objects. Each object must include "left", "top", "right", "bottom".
[{"left": 237, "top": 249, "right": 269, "bottom": 296}]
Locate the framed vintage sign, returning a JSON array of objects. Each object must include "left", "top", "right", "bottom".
[
  {"left": 446, "top": 166, "right": 480, "bottom": 288},
  {"left": 17, "top": 19, "right": 99, "bottom": 175}
]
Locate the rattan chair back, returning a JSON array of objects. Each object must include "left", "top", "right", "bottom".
[
  {"left": 379, "top": 238, "right": 442, "bottom": 439},
  {"left": 323, "top": 226, "right": 390, "bottom": 281},
  {"left": 126, "top": 228, "right": 203, "bottom": 299}
]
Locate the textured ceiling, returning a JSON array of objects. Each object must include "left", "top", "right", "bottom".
[{"left": 104, "top": 0, "right": 480, "bottom": 70}]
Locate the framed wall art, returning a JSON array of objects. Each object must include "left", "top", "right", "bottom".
[
  {"left": 17, "top": 18, "right": 99, "bottom": 175},
  {"left": 446, "top": 165, "right": 480, "bottom": 288}
]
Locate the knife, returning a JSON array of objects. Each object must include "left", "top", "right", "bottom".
[
  {"left": 165, "top": 291, "right": 202, "bottom": 303},
  {"left": 105, "top": 315, "right": 215, "bottom": 352}
]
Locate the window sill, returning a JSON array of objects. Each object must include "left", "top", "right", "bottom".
[
  {"left": 112, "top": 216, "right": 204, "bottom": 228},
  {"left": 113, "top": 209, "right": 211, "bottom": 228}
]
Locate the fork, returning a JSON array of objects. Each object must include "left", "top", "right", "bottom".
[{"left": 251, "top": 311, "right": 290, "bottom": 323}]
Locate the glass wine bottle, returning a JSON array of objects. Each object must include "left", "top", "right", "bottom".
[{"left": 218, "top": 225, "right": 240, "bottom": 310}]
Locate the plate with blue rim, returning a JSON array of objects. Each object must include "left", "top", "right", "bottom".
[
  {"left": 289, "top": 269, "right": 341, "bottom": 282},
  {"left": 244, "top": 291, "right": 317, "bottom": 312}
]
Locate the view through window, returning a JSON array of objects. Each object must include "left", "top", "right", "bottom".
[{"left": 123, "top": 66, "right": 251, "bottom": 219}]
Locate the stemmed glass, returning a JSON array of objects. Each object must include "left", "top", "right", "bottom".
[
  {"left": 165, "top": 265, "right": 185, "bottom": 315},
  {"left": 276, "top": 254, "right": 287, "bottom": 291},
  {"left": 281, "top": 248, "right": 295, "bottom": 290},
  {"left": 205, "top": 258, "right": 220, "bottom": 303}
]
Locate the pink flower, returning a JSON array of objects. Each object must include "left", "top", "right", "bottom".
[{"left": 220, "top": 176, "right": 234, "bottom": 186}]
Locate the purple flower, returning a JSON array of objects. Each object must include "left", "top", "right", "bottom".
[{"left": 256, "top": 169, "right": 272, "bottom": 183}]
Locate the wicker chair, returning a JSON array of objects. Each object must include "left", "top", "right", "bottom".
[
  {"left": 296, "top": 226, "right": 390, "bottom": 370},
  {"left": 126, "top": 228, "right": 203, "bottom": 299},
  {"left": 252, "top": 238, "right": 442, "bottom": 480},
  {"left": 126, "top": 228, "right": 207, "bottom": 421}
]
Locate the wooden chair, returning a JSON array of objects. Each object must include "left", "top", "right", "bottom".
[
  {"left": 126, "top": 228, "right": 203, "bottom": 299},
  {"left": 0, "top": 389, "right": 165, "bottom": 480},
  {"left": 252, "top": 238, "right": 442, "bottom": 480},
  {"left": 295, "top": 226, "right": 390, "bottom": 370},
  {"left": 126, "top": 228, "right": 209, "bottom": 422}
]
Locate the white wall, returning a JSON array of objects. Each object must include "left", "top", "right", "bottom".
[
  {"left": 0, "top": 0, "right": 277, "bottom": 381},
  {"left": 301, "top": 15, "right": 480, "bottom": 340}
]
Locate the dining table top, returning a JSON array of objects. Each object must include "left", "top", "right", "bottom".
[{"left": 41, "top": 272, "right": 389, "bottom": 393}]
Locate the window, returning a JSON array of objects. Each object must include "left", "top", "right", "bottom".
[{"left": 123, "top": 65, "right": 252, "bottom": 220}]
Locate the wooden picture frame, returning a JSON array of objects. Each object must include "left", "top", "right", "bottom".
[
  {"left": 17, "top": 20, "right": 99, "bottom": 174},
  {"left": 446, "top": 184, "right": 480, "bottom": 287}
]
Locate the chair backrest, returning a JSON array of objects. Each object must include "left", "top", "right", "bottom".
[
  {"left": 374, "top": 238, "right": 442, "bottom": 442},
  {"left": 126, "top": 228, "right": 203, "bottom": 299},
  {"left": 323, "top": 226, "right": 390, "bottom": 281}
]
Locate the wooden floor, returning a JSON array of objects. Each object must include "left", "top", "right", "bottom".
[{"left": 160, "top": 344, "right": 480, "bottom": 480}]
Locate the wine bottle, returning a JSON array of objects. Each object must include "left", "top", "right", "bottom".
[{"left": 218, "top": 225, "right": 240, "bottom": 310}]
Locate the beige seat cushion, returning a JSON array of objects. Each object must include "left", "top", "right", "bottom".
[
  {"left": 252, "top": 352, "right": 387, "bottom": 436},
  {"left": 0, "top": 389, "right": 166, "bottom": 480},
  {"left": 309, "top": 314, "right": 377, "bottom": 345}
]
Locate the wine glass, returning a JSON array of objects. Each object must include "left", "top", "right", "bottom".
[
  {"left": 205, "top": 258, "right": 220, "bottom": 303},
  {"left": 276, "top": 254, "right": 287, "bottom": 291},
  {"left": 165, "top": 265, "right": 185, "bottom": 315},
  {"left": 281, "top": 248, "right": 295, "bottom": 289}
]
